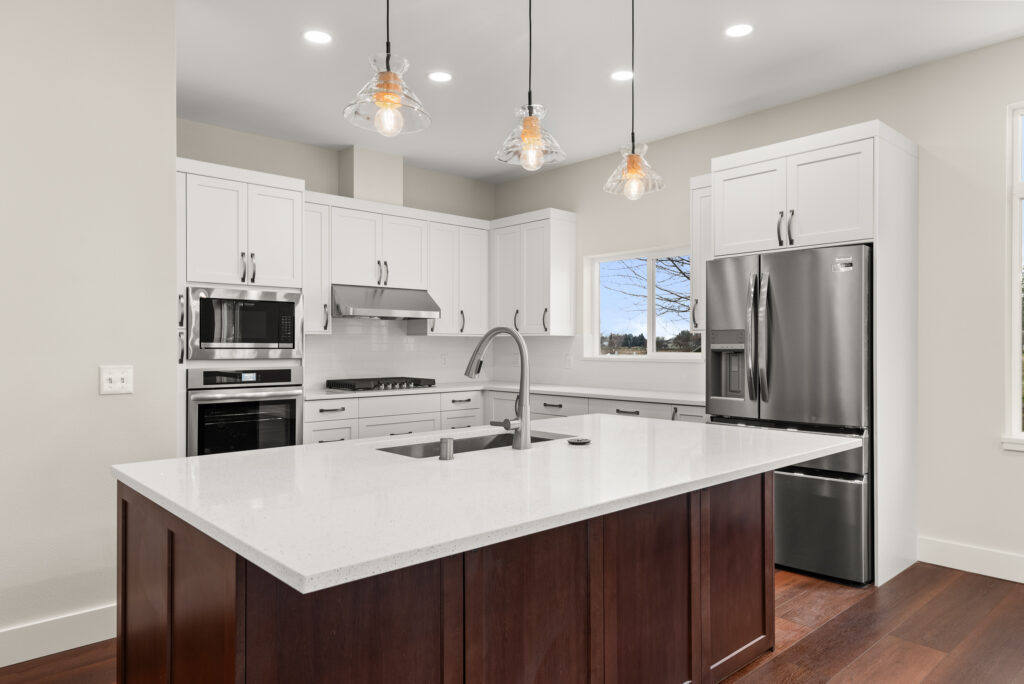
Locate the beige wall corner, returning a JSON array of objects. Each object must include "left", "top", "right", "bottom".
[
  {"left": 404, "top": 164, "right": 497, "bottom": 220},
  {"left": 346, "top": 147, "right": 404, "bottom": 204}
]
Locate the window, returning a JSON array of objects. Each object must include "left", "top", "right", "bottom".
[
  {"left": 1006, "top": 107, "right": 1024, "bottom": 448},
  {"left": 590, "top": 250, "right": 701, "bottom": 359}
]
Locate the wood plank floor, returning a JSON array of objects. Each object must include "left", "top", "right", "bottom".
[{"left": 1, "top": 562, "right": 1020, "bottom": 684}]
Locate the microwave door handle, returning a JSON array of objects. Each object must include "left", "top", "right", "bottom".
[
  {"left": 189, "top": 388, "right": 303, "bottom": 402},
  {"left": 746, "top": 272, "right": 758, "bottom": 401},
  {"left": 758, "top": 271, "right": 770, "bottom": 400}
]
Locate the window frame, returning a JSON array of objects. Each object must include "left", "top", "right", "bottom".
[
  {"left": 1003, "top": 104, "right": 1024, "bottom": 450},
  {"left": 583, "top": 246, "right": 703, "bottom": 363}
]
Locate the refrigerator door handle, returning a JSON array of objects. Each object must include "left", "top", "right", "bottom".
[
  {"left": 746, "top": 272, "right": 759, "bottom": 400},
  {"left": 758, "top": 271, "right": 770, "bottom": 399}
]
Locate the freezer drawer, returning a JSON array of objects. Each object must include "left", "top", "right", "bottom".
[{"left": 775, "top": 470, "right": 872, "bottom": 583}]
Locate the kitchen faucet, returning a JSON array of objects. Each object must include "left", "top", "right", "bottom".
[{"left": 464, "top": 326, "right": 531, "bottom": 449}]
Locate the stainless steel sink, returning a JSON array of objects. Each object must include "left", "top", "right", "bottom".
[{"left": 379, "top": 432, "right": 570, "bottom": 459}]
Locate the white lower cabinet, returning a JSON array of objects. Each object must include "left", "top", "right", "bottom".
[
  {"left": 358, "top": 413, "right": 442, "bottom": 438},
  {"left": 442, "top": 410, "right": 483, "bottom": 430},
  {"left": 304, "top": 398, "right": 358, "bottom": 422},
  {"left": 588, "top": 398, "right": 677, "bottom": 420},
  {"left": 304, "top": 419, "right": 358, "bottom": 444},
  {"left": 670, "top": 404, "right": 705, "bottom": 423}
]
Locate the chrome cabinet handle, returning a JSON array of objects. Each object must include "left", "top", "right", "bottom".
[
  {"left": 692, "top": 297, "right": 699, "bottom": 330},
  {"left": 377, "top": 260, "right": 382, "bottom": 285},
  {"left": 250, "top": 252, "right": 256, "bottom": 283},
  {"left": 787, "top": 210, "right": 795, "bottom": 245},
  {"left": 451, "top": 398, "right": 472, "bottom": 404},
  {"left": 383, "top": 260, "right": 389, "bottom": 286},
  {"left": 758, "top": 271, "right": 770, "bottom": 399},
  {"left": 318, "top": 438, "right": 346, "bottom": 443},
  {"left": 542, "top": 307, "right": 549, "bottom": 332},
  {"left": 240, "top": 252, "right": 247, "bottom": 283},
  {"left": 323, "top": 304, "right": 329, "bottom": 331},
  {"left": 178, "top": 331, "right": 184, "bottom": 364},
  {"left": 616, "top": 408, "right": 640, "bottom": 416},
  {"left": 543, "top": 402, "right": 562, "bottom": 409},
  {"left": 513, "top": 309, "right": 519, "bottom": 331},
  {"left": 775, "top": 211, "right": 784, "bottom": 247},
  {"left": 319, "top": 407, "right": 346, "bottom": 413},
  {"left": 746, "top": 273, "right": 759, "bottom": 401},
  {"left": 177, "top": 294, "right": 185, "bottom": 327},
  {"left": 460, "top": 310, "right": 465, "bottom": 333}
]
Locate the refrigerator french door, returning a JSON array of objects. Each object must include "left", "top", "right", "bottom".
[{"left": 705, "top": 244, "right": 873, "bottom": 583}]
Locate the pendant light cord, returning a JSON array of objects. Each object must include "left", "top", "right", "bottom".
[
  {"left": 630, "top": 0, "right": 636, "bottom": 154},
  {"left": 527, "top": 0, "right": 533, "bottom": 113},
  {"left": 385, "top": 0, "right": 392, "bottom": 71}
]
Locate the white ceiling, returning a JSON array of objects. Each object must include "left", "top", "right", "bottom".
[{"left": 177, "top": 0, "right": 1024, "bottom": 182}]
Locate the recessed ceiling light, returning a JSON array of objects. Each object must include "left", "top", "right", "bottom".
[
  {"left": 428, "top": 71, "right": 453, "bottom": 83},
  {"left": 724, "top": 24, "right": 753, "bottom": 38},
  {"left": 302, "top": 30, "right": 332, "bottom": 44},
  {"left": 610, "top": 70, "right": 633, "bottom": 81}
]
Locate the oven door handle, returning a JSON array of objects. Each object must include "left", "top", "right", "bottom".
[{"left": 189, "top": 388, "right": 303, "bottom": 403}]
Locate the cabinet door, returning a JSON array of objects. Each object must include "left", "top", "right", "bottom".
[
  {"left": 458, "top": 227, "right": 489, "bottom": 335},
  {"left": 712, "top": 159, "right": 787, "bottom": 256},
  {"left": 303, "top": 419, "right": 358, "bottom": 444},
  {"left": 490, "top": 226, "right": 522, "bottom": 329},
  {"left": 248, "top": 184, "right": 302, "bottom": 287},
  {"left": 303, "top": 203, "right": 331, "bottom": 335},
  {"left": 441, "top": 409, "right": 483, "bottom": 430},
  {"left": 357, "top": 412, "right": 441, "bottom": 438},
  {"left": 381, "top": 215, "right": 429, "bottom": 289},
  {"left": 689, "top": 182, "right": 712, "bottom": 332},
  {"left": 786, "top": 139, "right": 875, "bottom": 247},
  {"left": 331, "top": 208, "right": 382, "bottom": 287},
  {"left": 186, "top": 174, "right": 248, "bottom": 284},
  {"left": 588, "top": 398, "right": 675, "bottom": 420},
  {"left": 520, "top": 221, "right": 551, "bottom": 334},
  {"left": 426, "top": 224, "right": 459, "bottom": 334}
]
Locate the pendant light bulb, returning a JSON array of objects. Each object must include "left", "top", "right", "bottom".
[
  {"left": 374, "top": 105, "right": 404, "bottom": 137},
  {"left": 520, "top": 114, "right": 545, "bottom": 171},
  {"left": 624, "top": 176, "right": 645, "bottom": 201}
]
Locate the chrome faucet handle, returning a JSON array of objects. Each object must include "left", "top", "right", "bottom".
[{"left": 490, "top": 419, "right": 519, "bottom": 431}]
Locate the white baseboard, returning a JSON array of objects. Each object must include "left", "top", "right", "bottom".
[
  {"left": 0, "top": 603, "right": 115, "bottom": 668},
  {"left": 918, "top": 536, "right": 1024, "bottom": 583}
]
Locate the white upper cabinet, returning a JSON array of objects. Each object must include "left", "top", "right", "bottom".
[
  {"left": 303, "top": 203, "right": 331, "bottom": 335},
  {"left": 380, "top": 216, "right": 429, "bottom": 290},
  {"left": 248, "top": 184, "right": 302, "bottom": 287},
  {"left": 458, "top": 227, "right": 488, "bottom": 335},
  {"left": 426, "top": 223, "right": 460, "bottom": 335},
  {"left": 489, "top": 211, "right": 576, "bottom": 336},
  {"left": 689, "top": 176, "right": 712, "bottom": 332},
  {"left": 712, "top": 159, "right": 787, "bottom": 256},
  {"left": 186, "top": 174, "right": 248, "bottom": 285},
  {"left": 785, "top": 139, "right": 874, "bottom": 248},
  {"left": 330, "top": 208, "right": 382, "bottom": 287}
]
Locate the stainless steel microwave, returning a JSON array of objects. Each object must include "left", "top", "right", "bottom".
[{"left": 186, "top": 286, "right": 303, "bottom": 360}]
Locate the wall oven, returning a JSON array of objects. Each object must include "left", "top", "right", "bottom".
[
  {"left": 187, "top": 368, "right": 303, "bottom": 457},
  {"left": 187, "top": 286, "right": 302, "bottom": 360}
]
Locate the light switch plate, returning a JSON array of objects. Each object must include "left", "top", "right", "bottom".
[{"left": 100, "top": 365, "right": 134, "bottom": 395}]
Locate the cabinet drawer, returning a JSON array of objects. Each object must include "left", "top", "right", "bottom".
[
  {"left": 530, "top": 394, "right": 588, "bottom": 417},
  {"left": 359, "top": 393, "right": 441, "bottom": 418},
  {"left": 441, "top": 409, "right": 483, "bottom": 430},
  {"left": 588, "top": 399, "right": 675, "bottom": 420},
  {"left": 303, "top": 419, "right": 358, "bottom": 444},
  {"left": 441, "top": 391, "right": 483, "bottom": 412},
  {"left": 670, "top": 404, "right": 705, "bottom": 423},
  {"left": 358, "top": 413, "right": 441, "bottom": 438},
  {"left": 304, "top": 398, "right": 359, "bottom": 423}
]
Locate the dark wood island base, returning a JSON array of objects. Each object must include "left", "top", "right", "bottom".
[{"left": 117, "top": 473, "right": 773, "bottom": 684}]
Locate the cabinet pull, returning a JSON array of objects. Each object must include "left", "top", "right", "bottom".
[
  {"left": 377, "top": 260, "right": 382, "bottom": 285},
  {"left": 177, "top": 294, "right": 185, "bottom": 327},
  {"left": 390, "top": 431, "right": 413, "bottom": 436},
  {"left": 318, "top": 438, "right": 346, "bottom": 443},
  {"left": 787, "top": 209, "right": 795, "bottom": 245},
  {"left": 542, "top": 307, "right": 549, "bottom": 332},
  {"left": 513, "top": 309, "right": 520, "bottom": 331},
  {"left": 671, "top": 406, "right": 679, "bottom": 421},
  {"left": 450, "top": 425, "right": 472, "bottom": 430},
  {"left": 775, "top": 211, "right": 784, "bottom": 247},
  {"left": 250, "top": 252, "right": 256, "bottom": 283},
  {"left": 319, "top": 407, "right": 346, "bottom": 413},
  {"left": 451, "top": 398, "right": 472, "bottom": 404},
  {"left": 240, "top": 252, "right": 247, "bottom": 282},
  {"left": 431, "top": 319, "right": 436, "bottom": 333},
  {"left": 543, "top": 402, "right": 562, "bottom": 409},
  {"left": 616, "top": 408, "right": 640, "bottom": 416},
  {"left": 383, "top": 260, "right": 389, "bottom": 286},
  {"left": 692, "top": 298, "right": 699, "bottom": 329},
  {"left": 323, "top": 304, "right": 329, "bottom": 331},
  {"left": 178, "top": 331, "right": 185, "bottom": 364},
  {"left": 460, "top": 310, "right": 465, "bottom": 333}
]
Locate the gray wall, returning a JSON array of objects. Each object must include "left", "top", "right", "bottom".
[
  {"left": 494, "top": 36, "right": 1024, "bottom": 577},
  {"left": 0, "top": 0, "right": 177, "bottom": 664}
]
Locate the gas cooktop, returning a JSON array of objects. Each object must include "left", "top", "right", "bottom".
[{"left": 326, "top": 377, "right": 437, "bottom": 392}]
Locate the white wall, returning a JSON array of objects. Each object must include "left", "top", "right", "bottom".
[
  {"left": 0, "top": 0, "right": 176, "bottom": 665},
  {"left": 404, "top": 164, "right": 497, "bottom": 220},
  {"left": 495, "top": 36, "right": 1024, "bottom": 582}
]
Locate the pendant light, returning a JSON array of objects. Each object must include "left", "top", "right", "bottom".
[
  {"left": 343, "top": 0, "right": 430, "bottom": 137},
  {"left": 603, "top": 0, "right": 663, "bottom": 200},
  {"left": 495, "top": 0, "right": 566, "bottom": 171}
]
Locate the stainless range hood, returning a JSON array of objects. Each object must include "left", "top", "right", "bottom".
[{"left": 332, "top": 284, "right": 440, "bottom": 320}]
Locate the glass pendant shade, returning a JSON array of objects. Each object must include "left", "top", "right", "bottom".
[
  {"left": 495, "top": 104, "right": 566, "bottom": 171},
  {"left": 344, "top": 54, "right": 430, "bottom": 136},
  {"left": 603, "top": 144, "right": 664, "bottom": 201}
]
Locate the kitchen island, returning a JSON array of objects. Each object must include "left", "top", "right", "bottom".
[{"left": 113, "top": 414, "right": 860, "bottom": 684}]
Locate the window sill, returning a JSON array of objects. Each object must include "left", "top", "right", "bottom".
[
  {"left": 1001, "top": 435, "right": 1024, "bottom": 452},
  {"left": 582, "top": 354, "right": 704, "bottom": 364}
]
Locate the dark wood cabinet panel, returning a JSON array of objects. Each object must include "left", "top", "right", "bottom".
[
  {"left": 465, "top": 522, "right": 592, "bottom": 684},
  {"left": 701, "top": 474, "right": 774, "bottom": 682},
  {"left": 245, "top": 559, "right": 448, "bottom": 684},
  {"left": 602, "top": 494, "right": 701, "bottom": 684}
]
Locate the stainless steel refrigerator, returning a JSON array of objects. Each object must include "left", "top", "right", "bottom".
[{"left": 705, "top": 244, "right": 873, "bottom": 584}]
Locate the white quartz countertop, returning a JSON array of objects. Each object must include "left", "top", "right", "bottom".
[
  {"left": 303, "top": 381, "right": 705, "bottom": 406},
  {"left": 112, "top": 415, "right": 858, "bottom": 594}
]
